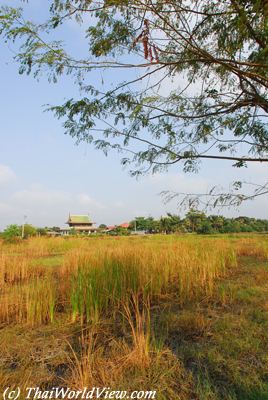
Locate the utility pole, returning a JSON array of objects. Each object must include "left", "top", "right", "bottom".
[{"left": 22, "top": 215, "right": 27, "bottom": 239}]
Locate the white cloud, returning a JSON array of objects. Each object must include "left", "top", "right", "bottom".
[
  {"left": 3, "top": 186, "right": 108, "bottom": 228},
  {"left": 12, "top": 185, "right": 70, "bottom": 206},
  {"left": 77, "top": 193, "right": 105, "bottom": 210},
  {"left": 0, "top": 162, "right": 267, "bottom": 231},
  {"left": 0, "top": 165, "right": 16, "bottom": 186}
]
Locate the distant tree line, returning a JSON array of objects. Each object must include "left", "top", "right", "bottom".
[
  {"left": 1, "top": 211, "right": 268, "bottom": 242},
  {"left": 0, "top": 224, "right": 52, "bottom": 242},
  {"left": 129, "top": 210, "right": 268, "bottom": 235}
]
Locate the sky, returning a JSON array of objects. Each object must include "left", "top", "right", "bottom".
[{"left": 0, "top": 0, "right": 267, "bottom": 230}]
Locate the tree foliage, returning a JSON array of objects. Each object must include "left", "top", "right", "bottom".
[
  {"left": 130, "top": 212, "right": 268, "bottom": 234},
  {"left": 1, "top": 0, "right": 267, "bottom": 206},
  {"left": 2, "top": 224, "right": 21, "bottom": 242},
  {"left": 23, "top": 224, "right": 37, "bottom": 238}
]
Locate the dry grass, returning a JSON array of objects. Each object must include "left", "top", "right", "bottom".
[
  {"left": 235, "top": 237, "right": 268, "bottom": 260},
  {"left": 0, "top": 234, "right": 267, "bottom": 399},
  {"left": 0, "top": 236, "right": 238, "bottom": 325}
]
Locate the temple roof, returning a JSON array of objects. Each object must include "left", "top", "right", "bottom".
[
  {"left": 120, "top": 222, "right": 130, "bottom": 229},
  {"left": 67, "top": 215, "right": 92, "bottom": 224}
]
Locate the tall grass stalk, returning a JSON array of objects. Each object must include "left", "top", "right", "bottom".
[{"left": 0, "top": 236, "right": 240, "bottom": 325}]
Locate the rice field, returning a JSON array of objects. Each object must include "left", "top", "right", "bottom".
[{"left": 0, "top": 235, "right": 268, "bottom": 399}]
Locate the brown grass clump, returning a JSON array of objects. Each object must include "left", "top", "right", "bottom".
[
  {"left": 122, "top": 295, "right": 151, "bottom": 368},
  {"left": 0, "top": 236, "right": 238, "bottom": 325},
  {"left": 235, "top": 238, "right": 268, "bottom": 260},
  {"left": 65, "top": 303, "right": 194, "bottom": 399},
  {"left": 0, "top": 235, "right": 267, "bottom": 399}
]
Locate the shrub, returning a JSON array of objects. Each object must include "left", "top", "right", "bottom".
[{"left": 3, "top": 224, "right": 21, "bottom": 242}]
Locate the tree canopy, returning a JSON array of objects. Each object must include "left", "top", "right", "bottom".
[
  {"left": 1, "top": 0, "right": 267, "bottom": 207},
  {"left": 130, "top": 212, "right": 268, "bottom": 234},
  {"left": 2, "top": 224, "right": 22, "bottom": 242}
]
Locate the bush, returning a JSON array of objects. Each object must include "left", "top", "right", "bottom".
[
  {"left": 23, "top": 224, "right": 37, "bottom": 238},
  {"left": 3, "top": 224, "right": 21, "bottom": 242},
  {"left": 197, "top": 221, "right": 215, "bottom": 235}
]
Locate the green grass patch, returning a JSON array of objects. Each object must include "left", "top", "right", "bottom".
[{"left": 31, "top": 255, "right": 63, "bottom": 268}]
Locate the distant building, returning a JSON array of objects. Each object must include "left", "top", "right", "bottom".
[
  {"left": 46, "top": 230, "right": 61, "bottom": 237},
  {"left": 120, "top": 222, "right": 130, "bottom": 229},
  {"left": 131, "top": 230, "right": 146, "bottom": 235},
  {"left": 59, "top": 227, "right": 71, "bottom": 236},
  {"left": 106, "top": 225, "right": 116, "bottom": 232},
  {"left": 66, "top": 214, "right": 96, "bottom": 234},
  {"left": 105, "top": 222, "right": 130, "bottom": 232}
]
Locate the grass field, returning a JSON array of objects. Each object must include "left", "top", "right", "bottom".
[{"left": 0, "top": 234, "right": 268, "bottom": 399}]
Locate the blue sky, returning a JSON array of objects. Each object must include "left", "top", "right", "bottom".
[{"left": 0, "top": 0, "right": 267, "bottom": 230}]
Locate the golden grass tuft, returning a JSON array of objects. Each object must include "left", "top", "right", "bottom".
[
  {"left": 1, "top": 234, "right": 267, "bottom": 398},
  {"left": 235, "top": 238, "right": 268, "bottom": 260},
  {"left": 0, "top": 236, "right": 239, "bottom": 325}
]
